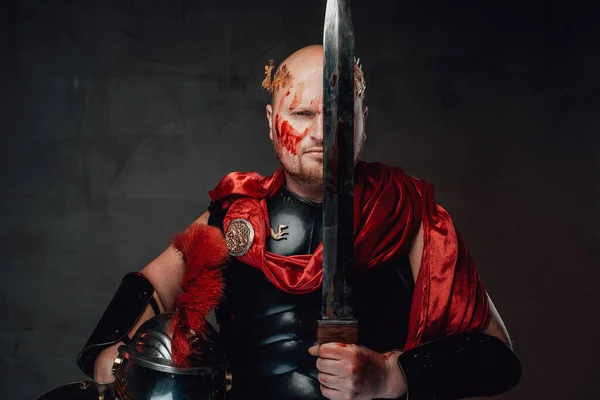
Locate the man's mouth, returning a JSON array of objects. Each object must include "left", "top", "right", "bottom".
[
  {"left": 304, "top": 147, "right": 323, "bottom": 154},
  {"left": 304, "top": 148, "right": 324, "bottom": 161}
]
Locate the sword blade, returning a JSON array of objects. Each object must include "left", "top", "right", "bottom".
[{"left": 321, "top": 0, "right": 356, "bottom": 327}]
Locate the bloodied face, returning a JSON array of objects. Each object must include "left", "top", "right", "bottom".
[{"left": 266, "top": 49, "right": 367, "bottom": 186}]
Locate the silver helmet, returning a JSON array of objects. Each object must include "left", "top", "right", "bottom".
[{"left": 113, "top": 312, "right": 231, "bottom": 400}]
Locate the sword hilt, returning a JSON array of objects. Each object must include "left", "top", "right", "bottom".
[{"left": 316, "top": 319, "right": 359, "bottom": 344}]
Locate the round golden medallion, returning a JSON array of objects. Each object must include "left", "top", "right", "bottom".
[{"left": 225, "top": 218, "right": 254, "bottom": 257}]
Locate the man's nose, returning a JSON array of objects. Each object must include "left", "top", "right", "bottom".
[{"left": 309, "top": 105, "right": 324, "bottom": 141}]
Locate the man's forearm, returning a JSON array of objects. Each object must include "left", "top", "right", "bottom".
[
  {"left": 394, "top": 332, "right": 521, "bottom": 400},
  {"left": 93, "top": 341, "right": 123, "bottom": 383},
  {"left": 77, "top": 273, "right": 165, "bottom": 379},
  {"left": 381, "top": 350, "right": 407, "bottom": 399},
  {"left": 92, "top": 299, "right": 161, "bottom": 383}
]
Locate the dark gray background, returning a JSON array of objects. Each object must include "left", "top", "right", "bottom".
[{"left": 1, "top": 0, "right": 598, "bottom": 399}]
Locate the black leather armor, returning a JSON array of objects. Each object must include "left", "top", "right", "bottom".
[
  {"left": 208, "top": 186, "right": 415, "bottom": 400},
  {"left": 64, "top": 185, "right": 519, "bottom": 400},
  {"left": 397, "top": 332, "right": 522, "bottom": 400},
  {"left": 77, "top": 272, "right": 161, "bottom": 378},
  {"left": 265, "top": 186, "right": 323, "bottom": 255}
]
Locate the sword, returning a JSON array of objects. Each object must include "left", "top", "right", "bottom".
[{"left": 318, "top": 0, "right": 358, "bottom": 345}]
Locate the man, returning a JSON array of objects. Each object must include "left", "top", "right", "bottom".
[{"left": 81, "top": 45, "right": 521, "bottom": 399}]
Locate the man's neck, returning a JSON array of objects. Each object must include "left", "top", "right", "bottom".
[{"left": 284, "top": 174, "right": 323, "bottom": 203}]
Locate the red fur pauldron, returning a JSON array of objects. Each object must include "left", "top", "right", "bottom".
[{"left": 169, "top": 223, "right": 230, "bottom": 367}]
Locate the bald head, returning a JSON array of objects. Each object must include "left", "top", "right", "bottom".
[
  {"left": 282, "top": 44, "right": 324, "bottom": 69},
  {"left": 268, "top": 44, "right": 366, "bottom": 105},
  {"left": 271, "top": 45, "right": 324, "bottom": 105}
]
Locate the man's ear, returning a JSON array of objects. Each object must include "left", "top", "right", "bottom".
[
  {"left": 363, "top": 105, "right": 369, "bottom": 121},
  {"left": 266, "top": 103, "right": 274, "bottom": 141}
]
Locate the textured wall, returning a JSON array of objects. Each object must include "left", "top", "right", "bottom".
[{"left": 1, "top": 0, "right": 598, "bottom": 398}]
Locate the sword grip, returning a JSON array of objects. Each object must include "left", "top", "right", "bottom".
[{"left": 317, "top": 319, "right": 359, "bottom": 344}]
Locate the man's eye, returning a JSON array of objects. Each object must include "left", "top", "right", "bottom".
[{"left": 295, "top": 111, "right": 313, "bottom": 117}]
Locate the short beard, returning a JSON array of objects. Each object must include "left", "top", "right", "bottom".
[
  {"left": 273, "top": 145, "right": 323, "bottom": 186},
  {"left": 275, "top": 155, "right": 323, "bottom": 186},
  {"left": 294, "top": 162, "right": 323, "bottom": 185},
  {"left": 273, "top": 129, "right": 366, "bottom": 187}
]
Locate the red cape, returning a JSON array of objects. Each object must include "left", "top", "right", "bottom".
[{"left": 207, "top": 161, "right": 490, "bottom": 350}]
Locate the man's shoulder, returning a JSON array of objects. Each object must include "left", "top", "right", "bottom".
[
  {"left": 358, "top": 160, "right": 411, "bottom": 179},
  {"left": 209, "top": 169, "right": 279, "bottom": 204},
  {"left": 357, "top": 161, "right": 432, "bottom": 198}
]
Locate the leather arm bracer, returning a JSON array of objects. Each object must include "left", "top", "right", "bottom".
[
  {"left": 397, "top": 332, "right": 522, "bottom": 400},
  {"left": 76, "top": 272, "right": 161, "bottom": 378}
]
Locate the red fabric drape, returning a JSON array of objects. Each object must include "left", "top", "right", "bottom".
[{"left": 207, "top": 161, "right": 489, "bottom": 349}]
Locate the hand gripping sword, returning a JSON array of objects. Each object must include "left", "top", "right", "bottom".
[{"left": 317, "top": 0, "right": 358, "bottom": 345}]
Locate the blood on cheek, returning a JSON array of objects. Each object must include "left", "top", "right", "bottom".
[{"left": 274, "top": 114, "right": 308, "bottom": 155}]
